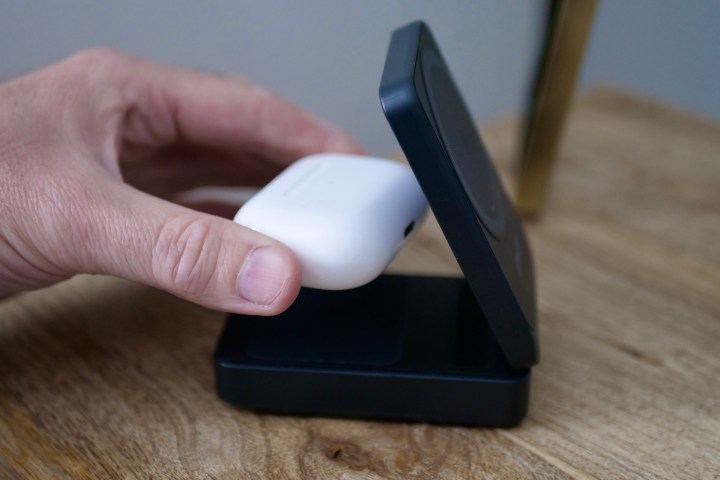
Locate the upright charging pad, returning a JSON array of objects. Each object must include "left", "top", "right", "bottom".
[{"left": 214, "top": 21, "right": 539, "bottom": 427}]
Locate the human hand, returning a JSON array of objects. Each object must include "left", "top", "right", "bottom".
[{"left": 0, "top": 49, "right": 364, "bottom": 314}]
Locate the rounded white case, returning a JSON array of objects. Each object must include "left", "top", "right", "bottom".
[{"left": 233, "top": 153, "right": 428, "bottom": 290}]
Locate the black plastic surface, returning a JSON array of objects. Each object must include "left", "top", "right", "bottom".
[
  {"left": 379, "top": 21, "right": 538, "bottom": 369},
  {"left": 216, "top": 275, "right": 530, "bottom": 427},
  {"left": 213, "top": 21, "right": 539, "bottom": 427}
]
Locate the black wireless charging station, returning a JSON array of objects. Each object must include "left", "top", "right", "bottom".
[{"left": 214, "top": 21, "right": 539, "bottom": 427}]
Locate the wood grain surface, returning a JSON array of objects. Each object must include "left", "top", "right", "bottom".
[{"left": 1, "top": 89, "right": 718, "bottom": 479}]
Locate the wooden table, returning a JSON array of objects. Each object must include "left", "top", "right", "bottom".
[{"left": 1, "top": 89, "right": 718, "bottom": 479}]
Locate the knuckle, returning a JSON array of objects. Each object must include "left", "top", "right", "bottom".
[
  {"left": 65, "top": 47, "right": 125, "bottom": 71},
  {"left": 58, "top": 48, "right": 130, "bottom": 94},
  {"left": 152, "top": 216, "right": 223, "bottom": 296}
]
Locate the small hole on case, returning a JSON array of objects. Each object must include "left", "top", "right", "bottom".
[{"left": 404, "top": 221, "right": 415, "bottom": 238}]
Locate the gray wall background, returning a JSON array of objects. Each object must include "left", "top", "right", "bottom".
[{"left": 2, "top": 1, "right": 718, "bottom": 155}]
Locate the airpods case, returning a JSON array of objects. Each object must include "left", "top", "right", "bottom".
[{"left": 233, "top": 153, "right": 428, "bottom": 290}]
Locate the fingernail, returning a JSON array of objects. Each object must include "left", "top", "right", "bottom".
[{"left": 237, "top": 247, "right": 289, "bottom": 306}]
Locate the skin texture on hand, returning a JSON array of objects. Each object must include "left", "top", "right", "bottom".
[{"left": 0, "top": 49, "right": 364, "bottom": 315}]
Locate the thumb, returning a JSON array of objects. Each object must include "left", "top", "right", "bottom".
[{"left": 64, "top": 180, "right": 301, "bottom": 315}]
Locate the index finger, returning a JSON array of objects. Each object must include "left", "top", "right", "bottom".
[{"left": 112, "top": 51, "right": 365, "bottom": 165}]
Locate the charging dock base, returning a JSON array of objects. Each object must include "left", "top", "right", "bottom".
[{"left": 214, "top": 274, "right": 530, "bottom": 427}]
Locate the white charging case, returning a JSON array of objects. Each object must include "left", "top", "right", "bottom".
[{"left": 233, "top": 153, "right": 428, "bottom": 290}]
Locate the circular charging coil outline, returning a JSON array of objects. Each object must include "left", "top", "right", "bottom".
[{"left": 420, "top": 47, "right": 507, "bottom": 240}]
